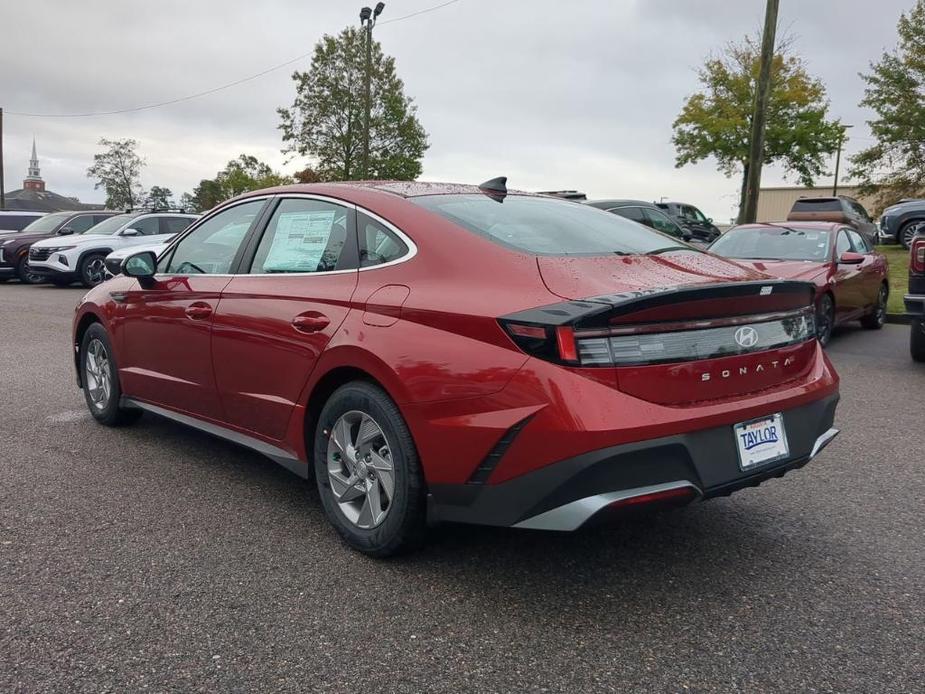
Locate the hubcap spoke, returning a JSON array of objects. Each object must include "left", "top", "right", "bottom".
[{"left": 325, "top": 410, "right": 393, "bottom": 529}]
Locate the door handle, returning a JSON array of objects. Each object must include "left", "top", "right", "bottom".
[
  {"left": 185, "top": 302, "right": 213, "bottom": 320},
  {"left": 292, "top": 314, "right": 330, "bottom": 333}
]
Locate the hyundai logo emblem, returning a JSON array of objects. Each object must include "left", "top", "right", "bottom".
[{"left": 734, "top": 326, "right": 759, "bottom": 348}]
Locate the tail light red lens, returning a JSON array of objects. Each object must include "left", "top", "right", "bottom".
[
  {"left": 499, "top": 321, "right": 579, "bottom": 364},
  {"left": 912, "top": 238, "right": 925, "bottom": 274}
]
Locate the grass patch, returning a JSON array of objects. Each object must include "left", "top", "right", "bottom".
[{"left": 877, "top": 244, "right": 910, "bottom": 315}]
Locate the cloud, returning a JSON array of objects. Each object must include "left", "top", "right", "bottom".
[{"left": 0, "top": 0, "right": 911, "bottom": 220}]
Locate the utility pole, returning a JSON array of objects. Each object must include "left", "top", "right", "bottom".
[
  {"left": 832, "top": 124, "right": 853, "bottom": 196},
  {"left": 360, "top": 3, "right": 384, "bottom": 180},
  {"left": 0, "top": 107, "right": 5, "bottom": 210},
  {"left": 740, "top": 0, "right": 779, "bottom": 224}
]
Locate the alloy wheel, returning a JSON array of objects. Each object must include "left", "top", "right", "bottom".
[
  {"left": 326, "top": 410, "right": 395, "bottom": 529},
  {"left": 874, "top": 286, "right": 887, "bottom": 326},
  {"left": 904, "top": 222, "right": 924, "bottom": 249},
  {"left": 84, "top": 338, "right": 113, "bottom": 411},
  {"left": 84, "top": 257, "right": 107, "bottom": 286}
]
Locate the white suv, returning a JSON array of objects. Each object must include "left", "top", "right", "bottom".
[{"left": 28, "top": 211, "right": 198, "bottom": 287}]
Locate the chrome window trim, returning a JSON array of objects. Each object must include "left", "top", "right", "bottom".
[
  {"left": 154, "top": 196, "right": 274, "bottom": 278},
  {"left": 241, "top": 192, "right": 418, "bottom": 277},
  {"left": 151, "top": 192, "right": 418, "bottom": 280}
]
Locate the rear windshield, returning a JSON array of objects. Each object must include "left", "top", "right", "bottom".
[
  {"left": 792, "top": 199, "right": 842, "bottom": 212},
  {"left": 710, "top": 225, "right": 831, "bottom": 262},
  {"left": 410, "top": 194, "right": 683, "bottom": 255}
]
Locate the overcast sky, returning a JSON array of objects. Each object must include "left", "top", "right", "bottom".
[{"left": 0, "top": 0, "right": 913, "bottom": 221}]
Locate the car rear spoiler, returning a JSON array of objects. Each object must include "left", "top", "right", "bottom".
[{"left": 501, "top": 280, "right": 818, "bottom": 328}]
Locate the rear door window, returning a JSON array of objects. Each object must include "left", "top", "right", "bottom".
[
  {"left": 609, "top": 206, "right": 647, "bottom": 225},
  {"left": 69, "top": 215, "right": 99, "bottom": 233},
  {"left": 249, "top": 198, "right": 354, "bottom": 274},
  {"left": 162, "top": 217, "right": 195, "bottom": 235}
]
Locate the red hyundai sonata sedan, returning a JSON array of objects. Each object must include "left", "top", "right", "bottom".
[
  {"left": 709, "top": 222, "right": 889, "bottom": 346},
  {"left": 73, "top": 180, "right": 840, "bottom": 556}
]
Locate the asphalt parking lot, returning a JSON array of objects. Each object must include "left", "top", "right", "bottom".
[{"left": 1, "top": 283, "right": 923, "bottom": 692}]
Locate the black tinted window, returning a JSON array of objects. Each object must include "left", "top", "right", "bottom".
[
  {"left": 358, "top": 213, "right": 408, "bottom": 267},
  {"left": 68, "top": 215, "right": 98, "bottom": 233},
  {"left": 163, "top": 217, "right": 194, "bottom": 235},
  {"left": 411, "top": 195, "right": 678, "bottom": 256},
  {"left": 792, "top": 199, "right": 842, "bottom": 213},
  {"left": 250, "top": 199, "right": 351, "bottom": 274},
  {"left": 0, "top": 215, "right": 41, "bottom": 231},
  {"left": 162, "top": 200, "right": 264, "bottom": 274},
  {"left": 610, "top": 206, "right": 646, "bottom": 224}
]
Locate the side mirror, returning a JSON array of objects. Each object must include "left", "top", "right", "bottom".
[
  {"left": 121, "top": 228, "right": 142, "bottom": 237},
  {"left": 839, "top": 251, "right": 864, "bottom": 265},
  {"left": 57, "top": 227, "right": 74, "bottom": 236},
  {"left": 706, "top": 217, "right": 713, "bottom": 224},
  {"left": 122, "top": 250, "right": 157, "bottom": 285}
]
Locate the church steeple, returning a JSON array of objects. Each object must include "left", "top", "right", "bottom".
[{"left": 23, "top": 138, "right": 45, "bottom": 192}]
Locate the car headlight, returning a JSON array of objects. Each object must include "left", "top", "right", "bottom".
[{"left": 42, "top": 246, "right": 76, "bottom": 253}]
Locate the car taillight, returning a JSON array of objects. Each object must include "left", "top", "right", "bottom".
[
  {"left": 499, "top": 320, "right": 579, "bottom": 364},
  {"left": 912, "top": 238, "right": 925, "bottom": 274},
  {"left": 500, "top": 307, "right": 816, "bottom": 367}
]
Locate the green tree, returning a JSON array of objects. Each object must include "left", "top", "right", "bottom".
[
  {"left": 144, "top": 185, "right": 175, "bottom": 210},
  {"left": 849, "top": 0, "right": 925, "bottom": 207},
  {"left": 278, "top": 26, "right": 428, "bottom": 181},
  {"left": 86, "top": 138, "right": 146, "bottom": 209},
  {"left": 672, "top": 36, "right": 843, "bottom": 221},
  {"left": 181, "top": 155, "right": 291, "bottom": 213}
]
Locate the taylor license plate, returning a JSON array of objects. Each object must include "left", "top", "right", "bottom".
[{"left": 734, "top": 413, "right": 790, "bottom": 471}]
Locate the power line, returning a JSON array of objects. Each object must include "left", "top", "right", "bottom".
[{"left": 5, "top": 0, "right": 463, "bottom": 119}]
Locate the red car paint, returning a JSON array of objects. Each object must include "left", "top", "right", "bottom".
[
  {"left": 73, "top": 183, "right": 840, "bottom": 525},
  {"left": 713, "top": 222, "right": 889, "bottom": 329}
]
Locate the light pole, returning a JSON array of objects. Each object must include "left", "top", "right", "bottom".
[
  {"left": 360, "top": 2, "right": 384, "bottom": 180},
  {"left": 832, "top": 124, "right": 853, "bottom": 196}
]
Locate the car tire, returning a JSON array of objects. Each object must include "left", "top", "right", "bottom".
[
  {"left": 816, "top": 294, "right": 835, "bottom": 347},
  {"left": 79, "top": 323, "right": 143, "bottom": 426},
  {"left": 912, "top": 319, "right": 925, "bottom": 362},
  {"left": 78, "top": 253, "right": 108, "bottom": 288},
  {"left": 313, "top": 381, "right": 426, "bottom": 557},
  {"left": 16, "top": 257, "right": 42, "bottom": 284},
  {"left": 900, "top": 221, "right": 923, "bottom": 250},
  {"left": 860, "top": 283, "right": 888, "bottom": 330}
]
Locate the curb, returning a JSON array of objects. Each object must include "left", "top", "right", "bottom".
[{"left": 886, "top": 313, "right": 910, "bottom": 325}]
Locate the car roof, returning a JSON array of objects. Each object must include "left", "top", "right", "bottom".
[
  {"left": 238, "top": 181, "right": 540, "bottom": 201},
  {"left": 586, "top": 199, "right": 659, "bottom": 209},
  {"left": 731, "top": 221, "right": 843, "bottom": 232},
  {"left": 0, "top": 210, "right": 44, "bottom": 216}
]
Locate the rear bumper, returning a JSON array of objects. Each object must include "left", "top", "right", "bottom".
[
  {"left": 905, "top": 293, "right": 925, "bottom": 318},
  {"left": 427, "top": 392, "right": 839, "bottom": 529}
]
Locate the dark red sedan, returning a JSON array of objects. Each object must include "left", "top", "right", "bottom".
[
  {"left": 73, "top": 181, "right": 840, "bottom": 556},
  {"left": 709, "top": 222, "right": 889, "bottom": 346}
]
